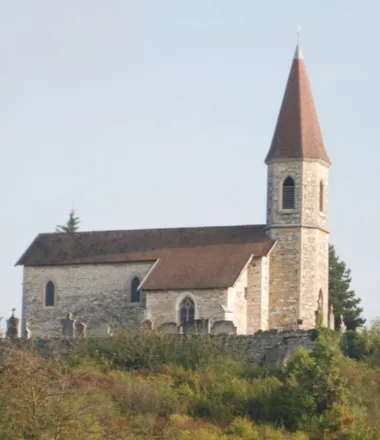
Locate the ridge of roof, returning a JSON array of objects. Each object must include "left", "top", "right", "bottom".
[
  {"left": 15, "top": 224, "right": 273, "bottom": 267},
  {"left": 16, "top": 224, "right": 276, "bottom": 290},
  {"left": 36, "top": 223, "right": 267, "bottom": 237}
]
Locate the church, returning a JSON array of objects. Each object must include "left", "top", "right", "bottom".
[{"left": 16, "top": 43, "right": 331, "bottom": 337}]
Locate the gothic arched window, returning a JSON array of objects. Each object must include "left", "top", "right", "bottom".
[
  {"left": 45, "top": 281, "right": 55, "bottom": 307},
  {"left": 131, "top": 277, "right": 140, "bottom": 303},
  {"left": 180, "top": 297, "right": 195, "bottom": 325},
  {"left": 282, "top": 176, "right": 295, "bottom": 209},
  {"left": 319, "top": 181, "right": 324, "bottom": 212},
  {"left": 318, "top": 289, "right": 323, "bottom": 311}
]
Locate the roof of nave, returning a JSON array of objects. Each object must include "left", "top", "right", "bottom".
[{"left": 16, "top": 225, "right": 275, "bottom": 290}]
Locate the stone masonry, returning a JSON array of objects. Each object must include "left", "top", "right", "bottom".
[
  {"left": 146, "top": 289, "right": 227, "bottom": 331},
  {"left": 246, "top": 257, "right": 270, "bottom": 333},
  {"left": 22, "top": 262, "right": 154, "bottom": 337},
  {"left": 23, "top": 263, "right": 265, "bottom": 336},
  {"left": 266, "top": 158, "right": 329, "bottom": 329},
  {"left": 0, "top": 329, "right": 317, "bottom": 368},
  {"left": 227, "top": 265, "right": 249, "bottom": 334}
]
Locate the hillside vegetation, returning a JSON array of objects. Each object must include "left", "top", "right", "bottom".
[{"left": 0, "top": 324, "right": 380, "bottom": 439}]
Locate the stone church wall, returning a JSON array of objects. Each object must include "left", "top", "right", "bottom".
[
  {"left": 266, "top": 161, "right": 303, "bottom": 227},
  {"left": 267, "top": 228, "right": 301, "bottom": 329},
  {"left": 266, "top": 161, "right": 306, "bottom": 330},
  {"left": 266, "top": 159, "right": 330, "bottom": 330},
  {"left": 22, "top": 262, "right": 154, "bottom": 337},
  {"left": 300, "top": 228, "right": 329, "bottom": 328},
  {"left": 227, "top": 268, "right": 248, "bottom": 334},
  {"left": 246, "top": 257, "right": 270, "bottom": 333},
  {"left": 298, "top": 161, "right": 329, "bottom": 328},
  {"left": 301, "top": 161, "right": 329, "bottom": 231},
  {"left": 22, "top": 263, "right": 252, "bottom": 337},
  {"left": 146, "top": 289, "right": 227, "bottom": 330}
]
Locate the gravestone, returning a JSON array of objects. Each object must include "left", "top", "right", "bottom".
[
  {"left": 61, "top": 312, "right": 75, "bottom": 337},
  {"left": 24, "top": 322, "right": 31, "bottom": 339},
  {"left": 141, "top": 320, "right": 152, "bottom": 331},
  {"left": 76, "top": 322, "right": 87, "bottom": 338},
  {"left": 181, "top": 320, "right": 195, "bottom": 334},
  {"left": 339, "top": 315, "right": 347, "bottom": 334},
  {"left": 89, "top": 323, "right": 111, "bottom": 338},
  {"left": 6, "top": 308, "right": 19, "bottom": 338},
  {"left": 158, "top": 322, "right": 178, "bottom": 334},
  {"left": 194, "top": 318, "right": 210, "bottom": 334},
  {"left": 211, "top": 320, "right": 237, "bottom": 335}
]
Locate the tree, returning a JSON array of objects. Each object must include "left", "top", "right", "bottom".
[
  {"left": 0, "top": 344, "right": 131, "bottom": 440},
  {"left": 329, "top": 244, "right": 365, "bottom": 331},
  {"left": 56, "top": 209, "right": 80, "bottom": 233}
]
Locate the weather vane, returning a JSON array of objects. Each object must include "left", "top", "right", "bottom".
[{"left": 297, "top": 25, "right": 301, "bottom": 45}]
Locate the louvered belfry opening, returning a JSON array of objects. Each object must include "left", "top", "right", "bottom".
[
  {"left": 319, "top": 181, "right": 324, "bottom": 212},
  {"left": 282, "top": 177, "right": 295, "bottom": 209}
]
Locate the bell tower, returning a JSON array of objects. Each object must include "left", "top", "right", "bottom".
[{"left": 265, "top": 41, "right": 331, "bottom": 329}]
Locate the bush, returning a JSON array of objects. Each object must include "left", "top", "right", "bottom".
[
  {"left": 71, "top": 332, "right": 243, "bottom": 371},
  {"left": 2, "top": 329, "right": 380, "bottom": 439},
  {"left": 342, "top": 331, "right": 371, "bottom": 360}
]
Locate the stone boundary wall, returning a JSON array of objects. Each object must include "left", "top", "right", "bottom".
[
  {"left": 0, "top": 329, "right": 317, "bottom": 368},
  {"left": 225, "top": 329, "right": 316, "bottom": 367}
]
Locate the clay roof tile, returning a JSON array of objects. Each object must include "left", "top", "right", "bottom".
[
  {"left": 16, "top": 225, "right": 276, "bottom": 290},
  {"left": 265, "top": 44, "right": 330, "bottom": 165}
]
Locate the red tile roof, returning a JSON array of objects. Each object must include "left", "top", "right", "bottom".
[
  {"left": 265, "top": 45, "right": 330, "bottom": 165},
  {"left": 16, "top": 225, "right": 276, "bottom": 290}
]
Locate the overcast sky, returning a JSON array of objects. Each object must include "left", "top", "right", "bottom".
[{"left": 1, "top": 1, "right": 378, "bottom": 328}]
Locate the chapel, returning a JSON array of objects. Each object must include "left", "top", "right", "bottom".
[{"left": 16, "top": 42, "right": 331, "bottom": 337}]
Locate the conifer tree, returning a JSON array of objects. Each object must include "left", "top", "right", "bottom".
[
  {"left": 329, "top": 244, "right": 365, "bottom": 330},
  {"left": 55, "top": 209, "right": 80, "bottom": 233}
]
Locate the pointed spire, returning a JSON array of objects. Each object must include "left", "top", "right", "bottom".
[{"left": 265, "top": 37, "right": 330, "bottom": 165}]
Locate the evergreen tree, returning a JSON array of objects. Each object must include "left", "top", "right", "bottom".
[
  {"left": 329, "top": 244, "right": 365, "bottom": 331},
  {"left": 55, "top": 209, "right": 80, "bottom": 233}
]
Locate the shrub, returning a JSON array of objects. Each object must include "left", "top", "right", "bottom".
[
  {"left": 227, "top": 417, "right": 259, "bottom": 439},
  {"left": 72, "top": 332, "right": 241, "bottom": 371}
]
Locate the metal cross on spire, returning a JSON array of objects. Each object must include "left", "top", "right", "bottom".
[{"left": 294, "top": 25, "right": 303, "bottom": 60}]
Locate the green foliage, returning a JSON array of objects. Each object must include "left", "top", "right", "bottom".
[
  {"left": 70, "top": 332, "right": 241, "bottom": 371},
  {"left": 329, "top": 244, "right": 365, "bottom": 331},
  {"left": 273, "top": 329, "right": 350, "bottom": 431},
  {"left": 341, "top": 318, "right": 380, "bottom": 367},
  {"left": 341, "top": 330, "right": 371, "bottom": 360},
  {"left": 56, "top": 209, "right": 80, "bottom": 233},
  {"left": 2, "top": 330, "right": 380, "bottom": 439}
]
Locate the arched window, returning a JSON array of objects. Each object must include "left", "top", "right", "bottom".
[
  {"left": 318, "top": 290, "right": 323, "bottom": 311},
  {"left": 131, "top": 277, "right": 140, "bottom": 303},
  {"left": 282, "top": 176, "right": 295, "bottom": 209},
  {"left": 179, "top": 297, "right": 195, "bottom": 325},
  {"left": 45, "top": 281, "right": 55, "bottom": 307},
  {"left": 319, "top": 181, "right": 324, "bottom": 212}
]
